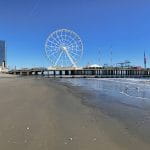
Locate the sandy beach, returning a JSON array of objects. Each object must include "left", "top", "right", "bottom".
[{"left": 0, "top": 77, "right": 150, "bottom": 150}]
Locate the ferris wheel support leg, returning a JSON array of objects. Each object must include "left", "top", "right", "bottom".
[
  {"left": 54, "top": 51, "right": 63, "bottom": 67},
  {"left": 64, "top": 49, "right": 77, "bottom": 67}
]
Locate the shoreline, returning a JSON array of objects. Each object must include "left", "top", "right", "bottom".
[
  {"left": 0, "top": 77, "right": 149, "bottom": 150},
  {"left": 54, "top": 78, "right": 150, "bottom": 146},
  {"left": 0, "top": 73, "right": 18, "bottom": 78}
]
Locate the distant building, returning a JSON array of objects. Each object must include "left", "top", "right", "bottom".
[
  {"left": 0, "top": 40, "right": 7, "bottom": 72},
  {"left": 0, "top": 40, "right": 6, "bottom": 67},
  {"left": 85, "top": 64, "right": 103, "bottom": 69}
]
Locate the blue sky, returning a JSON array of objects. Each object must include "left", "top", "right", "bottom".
[{"left": 0, "top": 0, "right": 150, "bottom": 68}]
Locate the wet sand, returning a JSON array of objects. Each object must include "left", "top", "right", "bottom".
[{"left": 0, "top": 77, "right": 150, "bottom": 150}]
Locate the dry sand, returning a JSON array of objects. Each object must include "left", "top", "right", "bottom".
[{"left": 0, "top": 77, "right": 149, "bottom": 150}]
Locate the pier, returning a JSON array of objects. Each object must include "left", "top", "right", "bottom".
[{"left": 9, "top": 67, "right": 150, "bottom": 78}]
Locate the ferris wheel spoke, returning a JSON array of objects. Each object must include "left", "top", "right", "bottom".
[
  {"left": 65, "top": 38, "right": 73, "bottom": 45},
  {"left": 47, "top": 50, "right": 60, "bottom": 58},
  {"left": 70, "top": 37, "right": 80, "bottom": 46},
  {"left": 70, "top": 44, "right": 81, "bottom": 51},
  {"left": 51, "top": 33, "right": 62, "bottom": 45},
  {"left": 67, "top": 35, "right": 76, "bottom": 46},
  {"left": 55, "top": 32, "right": 63, "bottom": 44},
  {"left": 46, "top": 47, "right": 59, "bottom": 54},
  {"left": 62, "top": 34, "right": 74, "bottom": 45},
  {"left": 64, "top": 32, "right": 71, "bottom": 44},
  {"left": 59, "top": 30, "right": 64, "bottom": 43},
  {"left": 47, "top": 40, "right": 59, "bottom": 47},
  {"left": 69, "top": 45, "right": 77, "bottom": 51},
  {"left": 68, "top": 46, "right": 78, "bottom": 53},
  {"left": 69, "top": 47, "right": 79, "bottom": 54},
  {"left": 69, "top": 51, "right": 80, "bottom": 58},
  {"left": 60, "top": 32, "right": 67, "bottom": 43},
  {"left": 48, "top": 48, "right": 61, "bottom": 55},
  {"left": 45, "top": 45, "right": 58, "bottom": 51},
  {"left": 67, "top": 39, "right": 77, "bottom": 48},
  {"left": 64, "top": 31, "right": 68, "bottom": 42},
  {"left": 56, "top": 34, "right": 64, "bottom": 45}
]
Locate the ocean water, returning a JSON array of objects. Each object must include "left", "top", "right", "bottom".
[
  {"left": 60, "top": 78, "right": 150, "bottom": 99},
  {"left": 60, "top": 78, "right": 150, "bottom": 110},
  {"left": 59, "top": 78, "right": 150, "bottom": 141}
]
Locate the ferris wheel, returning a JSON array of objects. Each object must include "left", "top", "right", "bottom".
[{"left": 45, "top": 29, "right": 83, "bottom": 67}]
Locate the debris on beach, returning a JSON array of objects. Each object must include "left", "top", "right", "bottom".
[
  {"left": 64, "top": 142, "right": 68, "bottom": 145},
  {"left": 26, "top": 127, "right": 30, "bottom": 130},
  {"left": 24, "top": 139, "right": 27, "bottom": 143},
  {"left": 68, "top": 137, "right": 73, "bottom": 141},
  {"left": 93, "top": 138, "right": 97, "bottom": 141},
  {"left": 64, "top": 137, "right": 73, "bottom": 145}
]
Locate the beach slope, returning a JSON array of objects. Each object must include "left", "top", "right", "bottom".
[{"left": 0, "top": 77, "right": 149, "bottom": 150}]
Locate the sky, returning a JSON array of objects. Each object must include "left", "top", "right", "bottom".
[{"left": 0, "top": 0, "right": 150, "bottom": 68}]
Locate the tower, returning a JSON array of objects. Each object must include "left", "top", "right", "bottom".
[
  {"left": 144, "top": 51, "right": 146, "bottom": 69},
  {"left": 110, "top": 46, "right": 113, "bottom": 66},
  {"left": 0, "top": 40, "right": 6, "bottom": 68}
]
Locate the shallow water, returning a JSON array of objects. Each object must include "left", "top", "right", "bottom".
[
  {"left": 60, "top": 78, "right": 150, "bottom": 98},
  {"left": 60, "top": 78, "right": 150, "bottom": 110},
  {"left": 58, "top": 78, "right": 150, "bottom": 144}
]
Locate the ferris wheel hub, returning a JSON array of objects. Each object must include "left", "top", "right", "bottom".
[{"left": 61, "top": 46, "right": 67, "bottom": 51}]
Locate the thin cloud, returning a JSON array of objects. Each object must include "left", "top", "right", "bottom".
[{"left": 30, "top": 0, "right": 41, "bottom": 16}]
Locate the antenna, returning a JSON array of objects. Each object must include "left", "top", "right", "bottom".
[
  {"left": 110, "top": 46, "right": 112, "bottom": 66},
  {"left": 144, "top": 51, "right": 147, "bottom": 69},
  {"left": 98, "top": 48, "right": 102, "bottom": 66}
]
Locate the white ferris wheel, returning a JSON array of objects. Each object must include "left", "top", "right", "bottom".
[{"left": 45, "top": 29, "right": 83, "bottom": 67}]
